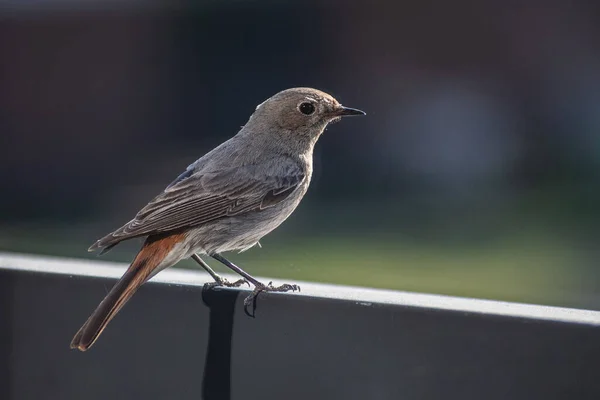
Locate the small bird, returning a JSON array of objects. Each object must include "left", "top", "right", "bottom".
[{"left": 70, "top": 87, "right": 365, "bottom": 351}]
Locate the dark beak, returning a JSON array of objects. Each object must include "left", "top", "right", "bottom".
[{"left": 335, "top": 106, "right": 366, "bottom": 117}]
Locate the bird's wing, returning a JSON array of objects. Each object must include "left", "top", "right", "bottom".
[{"left": 89, "top": 159, "right": 305, "bottom": 252}]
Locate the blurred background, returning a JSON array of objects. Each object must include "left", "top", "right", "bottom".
[{"left": 1, "top": 0, "right": 599, "bottom": 310}]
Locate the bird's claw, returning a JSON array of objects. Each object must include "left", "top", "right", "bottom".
[
  {"left": 204, "top": 276, "right": 250, "bottom": 289},
  {"left": 228, "top": 278, "right": 251, "bottom": 287},
  {"left": 243, "top": 281, "right": 301, "bottom": 306}
]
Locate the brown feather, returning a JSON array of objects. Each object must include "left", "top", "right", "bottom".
[
  {"left": 71, "top": 232, "right": 184, "bottom": 351},
  {"left": 88, "top": 165, "right": 304, "bottom": 253}
]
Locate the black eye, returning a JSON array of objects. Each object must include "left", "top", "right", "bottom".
[{"left": 299, "top": 102, "right": 315, "bottom": 115}]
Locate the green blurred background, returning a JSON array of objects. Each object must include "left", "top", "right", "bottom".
[{"left": 1, "top": 1, "right": 599, "bottom": 310}]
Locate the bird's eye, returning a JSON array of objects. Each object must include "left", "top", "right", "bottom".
[{"left": 298, "top": 102, "right": 315, "bottom": 115}]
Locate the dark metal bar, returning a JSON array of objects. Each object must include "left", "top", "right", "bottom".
[{"left": 1, "top": 252, "right": 599, "bottom": 400}]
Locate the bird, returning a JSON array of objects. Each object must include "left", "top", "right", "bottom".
[{"left": 70, "top": 87, "right": 365, "bottom": 351}]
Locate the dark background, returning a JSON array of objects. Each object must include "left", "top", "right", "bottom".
[{"left": 1, "top": 0, "right": 600, "bottom": 309}]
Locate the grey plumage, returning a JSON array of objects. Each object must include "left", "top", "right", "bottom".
[
  {"left": 72, "top": 87, "right": 364, "bottom": 351},
  {"left": 90, "top": 87, "right": 363, "bottom": 257}
]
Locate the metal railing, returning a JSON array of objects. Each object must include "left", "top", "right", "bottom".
[{"left": 1, "top": 251, "right": 599, "bottom": 400}]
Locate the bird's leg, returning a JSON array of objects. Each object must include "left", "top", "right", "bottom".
[
  {"left": 191, "top": 254, "right": 248, "bottom": 288},
  {"left": 210, "top": 253, "right": 300, "bottom": 306}
]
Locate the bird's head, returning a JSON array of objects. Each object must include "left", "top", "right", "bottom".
[{"left": 248, "top": 87, "right": 365, "bottom": 139}]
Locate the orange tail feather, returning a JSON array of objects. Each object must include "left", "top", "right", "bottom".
[{"left": 70, "top": 233, "right": 184, "bottom": 351}]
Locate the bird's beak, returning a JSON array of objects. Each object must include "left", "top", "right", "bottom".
[{"left": 333, "top": 106, "right": 366, "bottom": 117}]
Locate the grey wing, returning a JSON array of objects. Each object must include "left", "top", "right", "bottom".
[{"left": 89, "top": 159, "right": 305, "bottom": 253}]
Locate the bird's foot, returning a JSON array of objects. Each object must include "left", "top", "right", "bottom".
[
  {"left": 243, "top": 281, "right": 301, "bottom": 306},
  {"left": 204, "top": 275, "right": 249, "bottom": 289}
]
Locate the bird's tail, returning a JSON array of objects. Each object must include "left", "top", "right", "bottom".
[{"left": 70, "top": 233, "right": 184, "bottom": 351}]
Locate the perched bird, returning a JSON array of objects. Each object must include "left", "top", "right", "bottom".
[{"left": 71, "top": 87, "right": 365, "bottom": 351}]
